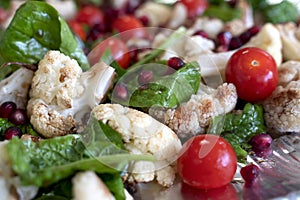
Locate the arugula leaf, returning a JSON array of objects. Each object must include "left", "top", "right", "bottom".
[
  {"left": 208, "top": 103, "right": 266, "bottom": 162},
  {"left": 0, "top": 1, "right": 89, "bottom": 80},
  {"left": 128, "top": 62, "right": 201, "bottom": 108}
]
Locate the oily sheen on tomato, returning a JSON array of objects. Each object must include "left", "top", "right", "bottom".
[
  {"left": 225, "top": 47, "right": 278, "bottom": 102},
  {"left": 177, "top": 134, "right": 237, "bottom": 190},
  {"left": 87, "top": 37, "right": 130, "bottom": 69}
]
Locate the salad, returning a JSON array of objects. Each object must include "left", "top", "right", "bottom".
[{"left": 0, "top": 0, "right": 300, "bottom": 199}]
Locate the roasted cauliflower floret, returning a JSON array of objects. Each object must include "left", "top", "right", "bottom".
[
  {"left": 27, "top": 51, "right": 115, "bottom": 138},
  {"left": 263, "top": 61, "right": 300, "bottom": 133},
  {"left": 0, "top": 68, "right": 34, "bottom": 109},
  {"left": 72, "top": 171, "right": 115, "bottom": 200},
  {"left": 92, "top": 104, "right": 182, "bottom": 187},
  {"left": 149, "top": 83, "right": 237, "bottom": 139},
  {"left": 276, "top": 22, "right": 300, "bottom": 62}
]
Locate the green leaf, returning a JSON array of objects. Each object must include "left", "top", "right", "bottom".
[
  {"left": 208, "top": 103, "right": 266, "bottom": 162},
  {"left": 262, "top": 1, "right": 298, "bottom": 24},
  {"left": 0, "top": 118, "right": 39, "bottom": 140},
  {"left": 203, "top": 4, "right": 242, "bottom": 22},
  {"left": 0, "top": 0, "right": 10, "bottom": 9},
  {"left": 0, "top": 1, "right": 89, "bottom": 80},
  {"left": 6, "top": 117, "right": 154, "bottom": 199},
  {"left": 128, "top": 62, "right": 201, "bottom": 108}
]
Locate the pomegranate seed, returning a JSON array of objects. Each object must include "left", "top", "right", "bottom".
[
  {"left": 113, "top": 84, "right": 128, "bottom": 101},
  {"left": 8, "top": 108, "right": 28, "bottom": 125},
  {"left": 228, "top": 37, "right": 243, "bottom": 50},
  {"left": 227, "top": 0, "right": 238, "bottom": 7},
  {"left": 0, "top": 101, "right": 17, "bottom": 118},
  {"left": 193, "top": 30, "right": 209, "bottom": 39},
  {"left": 240, "top": 164, "right": 259, "bottom": 187},
  {"left": 239, "top": 31, "right": 251, "bottom": 44},
  {"left": 138, "top": 15, "right": 149, "bottom": 26},
  {"left": 249, "top": 133, "right": 272, "bottom": 150},
  {"left": 216, "top": 31, "right": 232, "bottom": 46},
  {"left": 167, "top": 57, "right": 185, "bottom": 70},
  {"left": 249, "top": 133, "right": 273, "bottom": 157},
  {"left": 248, "top": 26, "right": 260, "bottom": 36},
  {"left": 4, "top": 127, "right": 22, "bottom": 140},
  {"left": 138, "top": 70, "right": 153, "bottom": 85}
]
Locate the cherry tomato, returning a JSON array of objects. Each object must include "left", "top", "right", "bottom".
[
  {"left": 180, "top": 0, "right": 208, "bottom": 19},
  {"left": 87, "top": 37, "right": 130, "bottom": 69},
  {"left": 225, "top": 47, "right": 278, "bottom": 102},
  {"left": 112, "top": 15, "right": 147, "bottom": 41},
  {"left": 75, "top": 5, "right": 104, "bottom": 27},
  {"left": 177, "top": 134, "right": 237, "bottom": 190},
  {"left": 67, "top": 20, "right": 86, "bottom": 41}
]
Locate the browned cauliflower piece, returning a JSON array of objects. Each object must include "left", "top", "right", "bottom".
[
  {"left": 149, "top": 83, "right": 237, "bottom": 139},
  {"left": 263, "top": 61, "right": 300, "bottom": 133},
  {"left": 27, "top": 51, "right": 115, "bottom": 138}
]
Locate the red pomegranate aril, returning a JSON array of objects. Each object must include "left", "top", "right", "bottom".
[
  {"left": 4, "top": 127, "right": 22, "bottom": 140},
  {"left": 167, "top": 57, "right": 185, "bottom": 70},
  {"left": 229, "top": 37, "right": 243, "bottom": 50},
  {"left": 0, "top": 101, "right": 17, "bottom": 118},
  {"left": 249, "top": 133, "right": 272, "bottom": 150},
  {"left": 239, "top": 31, "right": 251, "bottom": 44},
  {"left": 113, "top": 84, "right": 128, "bottom": 101},
  {"left": 227, "top": 0, "right": 238, "bottom": 8},
  {"left": 240, "top": 164, "right": 259, "bottom": 186},
  {"left": 138, "top": 70, "right": 153, "bottom": 85},
  {"left": 217, "top": 31, "right": 232, "bottom": 46},
  {"left": 248, "top": 25, "right": 260, "bottom": 36},
  {"left": 138, "top": 15, "right": 149, "bottom": 26},
  {"left": 193, "top": 30, "right": 209, "bottom": 39},
  {"left": 8, "top": 109, "right": 28, "bottom": 125}
]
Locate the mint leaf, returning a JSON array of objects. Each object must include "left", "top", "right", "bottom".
[{"left": 0, "top": 1, "right": 89, "bottom": 80}]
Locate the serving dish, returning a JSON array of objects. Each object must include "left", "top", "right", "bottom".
[{"left": 132, "top": 133, "right": 300, "bottom": 200}]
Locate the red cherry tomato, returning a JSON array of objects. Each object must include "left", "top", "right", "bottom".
[
  {"left": 67, "top": 20, "right": 86, "bottom": 41},
  {"left": 112, "top": 15, "right": 147, "bottom": 41},
  {"left": 177, "top": 134, "right": 237, "bottom": 190},
  {"left": 225, "top": 47, "right": 278, "bottom": 102},
  {"left": 75, "top": 5, "right": 104, "bottom": 27},
  {"left": 88, "top": 37, "right": 130, "bottom": 69},
  {"left": 180, "top": 0, "right": 208, "bottom": 19}
]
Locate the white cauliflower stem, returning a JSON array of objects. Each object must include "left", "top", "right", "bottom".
[
  {"left": 0, "top": 68, "right": 34, "bottom": 109},
  {"left": 27, "top": 51, "right": 115, "bottom": 138},
  {"left": 263, "top": 61, "right": 300, "bottom": 133},
  {"left": 92, "top": 104, "right": 182, "bottom": 187}
]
